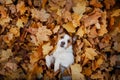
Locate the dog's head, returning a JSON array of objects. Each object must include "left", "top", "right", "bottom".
[{"left": 57, "top": 34, "right": 72, "bottom": 49}]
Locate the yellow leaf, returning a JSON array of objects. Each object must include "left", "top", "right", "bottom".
[
  {"left": 85, "top": 48, "right": 97, "bottom": 60},
  {"left": 63, "top": 22, "right": 75, "bottom": 33},
  {"left": 71, "top": 64, "right": 85, "bottom": 80},
  {"left": 42, "top": 42, "right": 53, "bottom": 55},
  {"left": 72, "top": 13, "right": 81, "bottom": 27},
  {"left": 16, "top": 19, "right": 24, "bottom": 28}
]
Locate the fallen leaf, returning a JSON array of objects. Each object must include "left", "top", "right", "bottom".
[
  {"left": 110, "top": 55, "right": 117, "bottom": 66},
  {"left": 84, "top": 67, "right": 92, "bottom": 76},
  {"left": 53, "top": 25, "right": 60, "bottom": 34},
  {"left": 104, "top": 0, "right": 115, "bottom": 9},
  {"left": 16, "top": 1, "right": 27, "bottom": 15},
  {"left": 31, "top": 8, "right": 50, "bottom": 22},
  {"left": 30, "top": 26, "right": 52, "bottom": 46},
  {"left": 81, "top": 9, "right": 101, "bottom": 27},
  {"left": 0, "top": 49, "right": 13, "bottom": 62},
  {"left": 42, "top": 42, "right": 53, "bottom": 55},
  {"left": 84, "top": 48, "right": 97, "bottom": 60},
  {"left": 0, "top": 16, "right": 11, "bottom": 26},
  {"left": 5, "top": 0, "right": 13, "bottom": 4},
  {"left": 91, "top": 71, "right": 103, "bottom": 79},
  {"left": 72, "top": 13, "right": 81, "bottom": 28},
  {"left": 92, "top": 56, "right": 104, "bottom": 71},
  {"left": 16, "top": 18, "right": 24, "bottom": 28},
  {"left": 111, "top": 9, "right": 120, "bottom": 17},
  {"left": 73, "top": 0, "right": 86, "bottom": 17},
  {"left": 71, "top": 64, "right": 85, "bottom": 80},
  {"left": 63, "top": 22, "right": 75, "bottom": 33},
  {"left": 90, "top": 0, "right": 103, "bottom": 8},
  {"left": 76, "top": 25, "right": 86, "bottom": 37},
  {"left": 0, "top": 6, "right": 7, "bottom": 18},
  {"left": 4, "top": 62, "right": 18, "bottom": 71}
]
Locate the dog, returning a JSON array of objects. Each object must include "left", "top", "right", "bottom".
[{"left": 45, "top": 34, "right": 74, "bottom": 72}]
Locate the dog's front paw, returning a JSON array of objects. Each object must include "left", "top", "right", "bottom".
[{"left": 45, "top": 55, "right": 52, "bottom": 68}]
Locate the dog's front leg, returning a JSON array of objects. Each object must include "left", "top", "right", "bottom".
[{"left": 54, "top": 59, "right": 60, "bottom": 72}]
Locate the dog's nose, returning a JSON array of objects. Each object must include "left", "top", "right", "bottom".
[{"left": 60, "top": 41, "right": 65, "bottom": 47}]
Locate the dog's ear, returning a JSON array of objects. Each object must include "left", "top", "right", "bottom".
[{"left": 58, "top": 28, "right": 64, "bottom": 34}]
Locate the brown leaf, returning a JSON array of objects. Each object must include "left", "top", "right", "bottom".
[
  {"left": 104, "top": 0, "right": 115, "bottom": 9},
  {"left": 81, "top": 9, "right": 101, "bottom": 27},
  {"left": 91, "top": 71, "right": 103, "bottom": 79}
]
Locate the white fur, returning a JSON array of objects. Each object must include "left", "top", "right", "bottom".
[{"left": 45, "top": 34, "right": 74, "bottom": 72}]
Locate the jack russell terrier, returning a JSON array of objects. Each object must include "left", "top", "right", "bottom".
[{"left": 45, "top": 34, "right": 74, "bottom": 72}]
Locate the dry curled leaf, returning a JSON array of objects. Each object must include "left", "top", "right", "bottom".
[
  {"left": 42, "top": 42, "right": 53, "bottom": 56},
  {"left": 81, "top": 9, "right": 101, "bottom": 27},
  {"left": 71, "top": 64, "right": 85, "bottom": 80},
  {"left": 104, "top": 0, "right": 115, "bottom": 9}
]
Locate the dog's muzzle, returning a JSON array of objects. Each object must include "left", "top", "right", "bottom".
[{"left": 60, "top": 41, "right": 65, "bottom": 47}]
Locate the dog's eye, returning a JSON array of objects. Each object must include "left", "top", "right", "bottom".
[
  {"left": 61, "top": 36, "right": 64, "bottom": 39},
  {"left": 67, "top": 40, "right": 70, "bottom": 43}
]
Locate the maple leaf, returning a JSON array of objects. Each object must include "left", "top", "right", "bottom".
[
  {"left": 71, "top": 64, "right": 85, "bottom": 80},
  {"left": 0, "top": 49, "right": 13, "bottom": 62},
  {"left": 84, "top": 48, "right": 98, "bottom": 60},
  {"left": 76, "top": 25, "right": 86, "bottom": 37},
  {"left": 16, "top": 1, "right": 27, "bottom": 15},
  {"left": 92, "top": 56, "right": 104, "bottom": 71},
  {"left": 30, "top": 26, "right": 52, "bottom": 46},
  {"left": 62, "top": 22, "right": 76, "bottom": 33},
  {"left": 72, "top": 0, "right": 86, "bottom": 17},
  {"left": 31, "top": 8, "right": 50, "bottom": 22},
  {"left": 42, "top": 42, "right": 53, "bottom": 55},
  {"left": 111, "top": 9, "right": 120, "bottom": 17}
]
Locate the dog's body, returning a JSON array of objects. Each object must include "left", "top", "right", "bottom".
[{"left": 45, "top": 34, "right": 74, "bottom": 72}]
